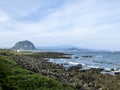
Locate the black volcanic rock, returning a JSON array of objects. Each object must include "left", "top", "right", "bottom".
[{"left": 12, "top": 40, "right": 36, "bottom": 50}]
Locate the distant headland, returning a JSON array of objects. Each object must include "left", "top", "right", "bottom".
[{"left": 11, "top": 40, "right": 36, "bottom": 50}]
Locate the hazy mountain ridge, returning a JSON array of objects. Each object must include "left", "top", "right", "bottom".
[
  {"left": 37, "top": 46, "right": 110, "bottom": 52},
  {"left": 11, "top": 40, "right": 110, "bottom": 52}
]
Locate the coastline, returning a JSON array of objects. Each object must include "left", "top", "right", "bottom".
[{"left": 1, "top": 50, "right": 120, "bottom": 90}]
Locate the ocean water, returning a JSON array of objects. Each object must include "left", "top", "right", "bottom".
[{"left": 49, "top": 51, "right": 120, "bottom": 74}]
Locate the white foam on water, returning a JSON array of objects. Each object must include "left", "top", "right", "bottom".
[
  {"left": 68, "top": 61, "right": 79, "bottom": 65},
  {"left": 114, "top": 70, "right": 120, "bottom": 73},
  {"left": 87, "top": 65, "right": 99, "bottom": 68},
  {"left": 81, "top": 63, "right": 85, "bottom": 66},
  {"left": 96, "top": 55, "right": 103, "bottom": 58},
  {"left": 104, "top": 68, "right": 111, "bottom": 71}
]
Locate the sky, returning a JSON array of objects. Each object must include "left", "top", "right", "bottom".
[{"left": 0, "top": 0, "right": 120, "bottom": 50}]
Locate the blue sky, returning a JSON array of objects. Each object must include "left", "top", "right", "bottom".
[{"left": 0, "top": 0, "right": 120, "bottom": 50}]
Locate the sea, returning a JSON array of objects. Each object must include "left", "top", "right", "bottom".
[{"left": 47, "top": 50, "right": 120, "bottom": 74}]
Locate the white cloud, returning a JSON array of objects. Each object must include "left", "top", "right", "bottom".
[
  {"left": 0, "top": 0, "right": 65, "bottom": 18},
  {"left": 0, "top": 0, "right": 120, "bottom": 50},
  {"left": 0, "top": 11, "right": 10, "bottom": 22}
]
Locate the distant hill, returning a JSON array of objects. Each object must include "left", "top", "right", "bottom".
[
  {"left": 66, "top": 47, "right": 111, "bottom": 52},
  {"left": 37, "top": 46, "right": 94, "bottom": 52},
  {"left": 12, "top": 40, "right": 36, "bottom": 50},
  {"left": 67, "top": 47, "right": 90, "bottom": 52}
]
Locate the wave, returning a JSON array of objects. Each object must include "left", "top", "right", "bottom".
[
  {"left": 93, "top": 60, "right": 113, "bottom": 65},
  {"left": 68, "top": 61, "right": 79, "bottom": 65},
  {"left": 86, "top": 65, "right": 99, "bottom": 68},
  {"left": 96, "top": 55, "right": 103, "bottom": 58}
]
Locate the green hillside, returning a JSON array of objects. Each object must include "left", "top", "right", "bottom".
[{"left": 0, "top": 52, "right": 74, "bottom": 90}]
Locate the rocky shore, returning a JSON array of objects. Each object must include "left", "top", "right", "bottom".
[{"left": 7, "top": 51, "right": 120, "bottom": 90}]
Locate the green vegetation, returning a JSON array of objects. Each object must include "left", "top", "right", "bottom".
[
  {"left": 0, "top": 53, "right": 74, "bottom": 90},
  {"left": 1, "top": 50, "right": 120, "bottom": 90},
  {"left": 27, "top": 52, "right": 71, "bottom": 59}
]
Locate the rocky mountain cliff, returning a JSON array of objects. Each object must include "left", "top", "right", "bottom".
[{"left": 12, "top": 40, "right": 36, "bottom": 50}]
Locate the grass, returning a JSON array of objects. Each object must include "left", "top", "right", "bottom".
[{"left": 0, "top": 53, "right": 74, "bottom": 90}]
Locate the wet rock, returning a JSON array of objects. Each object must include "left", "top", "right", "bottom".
[
  {"left": 115, "top": 72, "right": 120, "bottom": 75},
  {"left": 82, "top": 55, "right": 93, "bottom": 58},
  {"left": 68, "top": 64, "right": 82, "bottom": 71},
  {"left": 111, "top": 68, "right": 115, "bottom": 71},
  {"left": 89, "top": 68, "right": 104, "bottom": 73},
  {"left": 9, "top": 52, "right": 120, "bottom": 90}
]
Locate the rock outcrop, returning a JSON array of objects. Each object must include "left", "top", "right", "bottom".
[{"left": 12, "top": 40, "right": 36, "bottom": 50}]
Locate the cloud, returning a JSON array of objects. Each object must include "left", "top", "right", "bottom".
[
  {"left": 0, "top": 11, "right": 10, "bottom": 22},
  {"left": 0, "top": 0, "right": 65, "bottom": 20},
  {"left": 0, "top": 0, "right": 120, "bottom": 50}
]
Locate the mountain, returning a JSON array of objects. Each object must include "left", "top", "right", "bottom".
[
  {"left": 66, "top": 47, "right": 90, "bottom": 52},
  {"left": 37, "top": 46, "right": 93, "bottom": 52},
  {"left": 66, "top": 47, "right": 111, "bottom": 52},
  {"left": 12, "top": 40, "right": 36, "bottom": 50}
]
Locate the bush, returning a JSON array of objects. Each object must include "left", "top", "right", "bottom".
[{"left": 0, "top": 56, "right": 74, "bottom": 90}]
